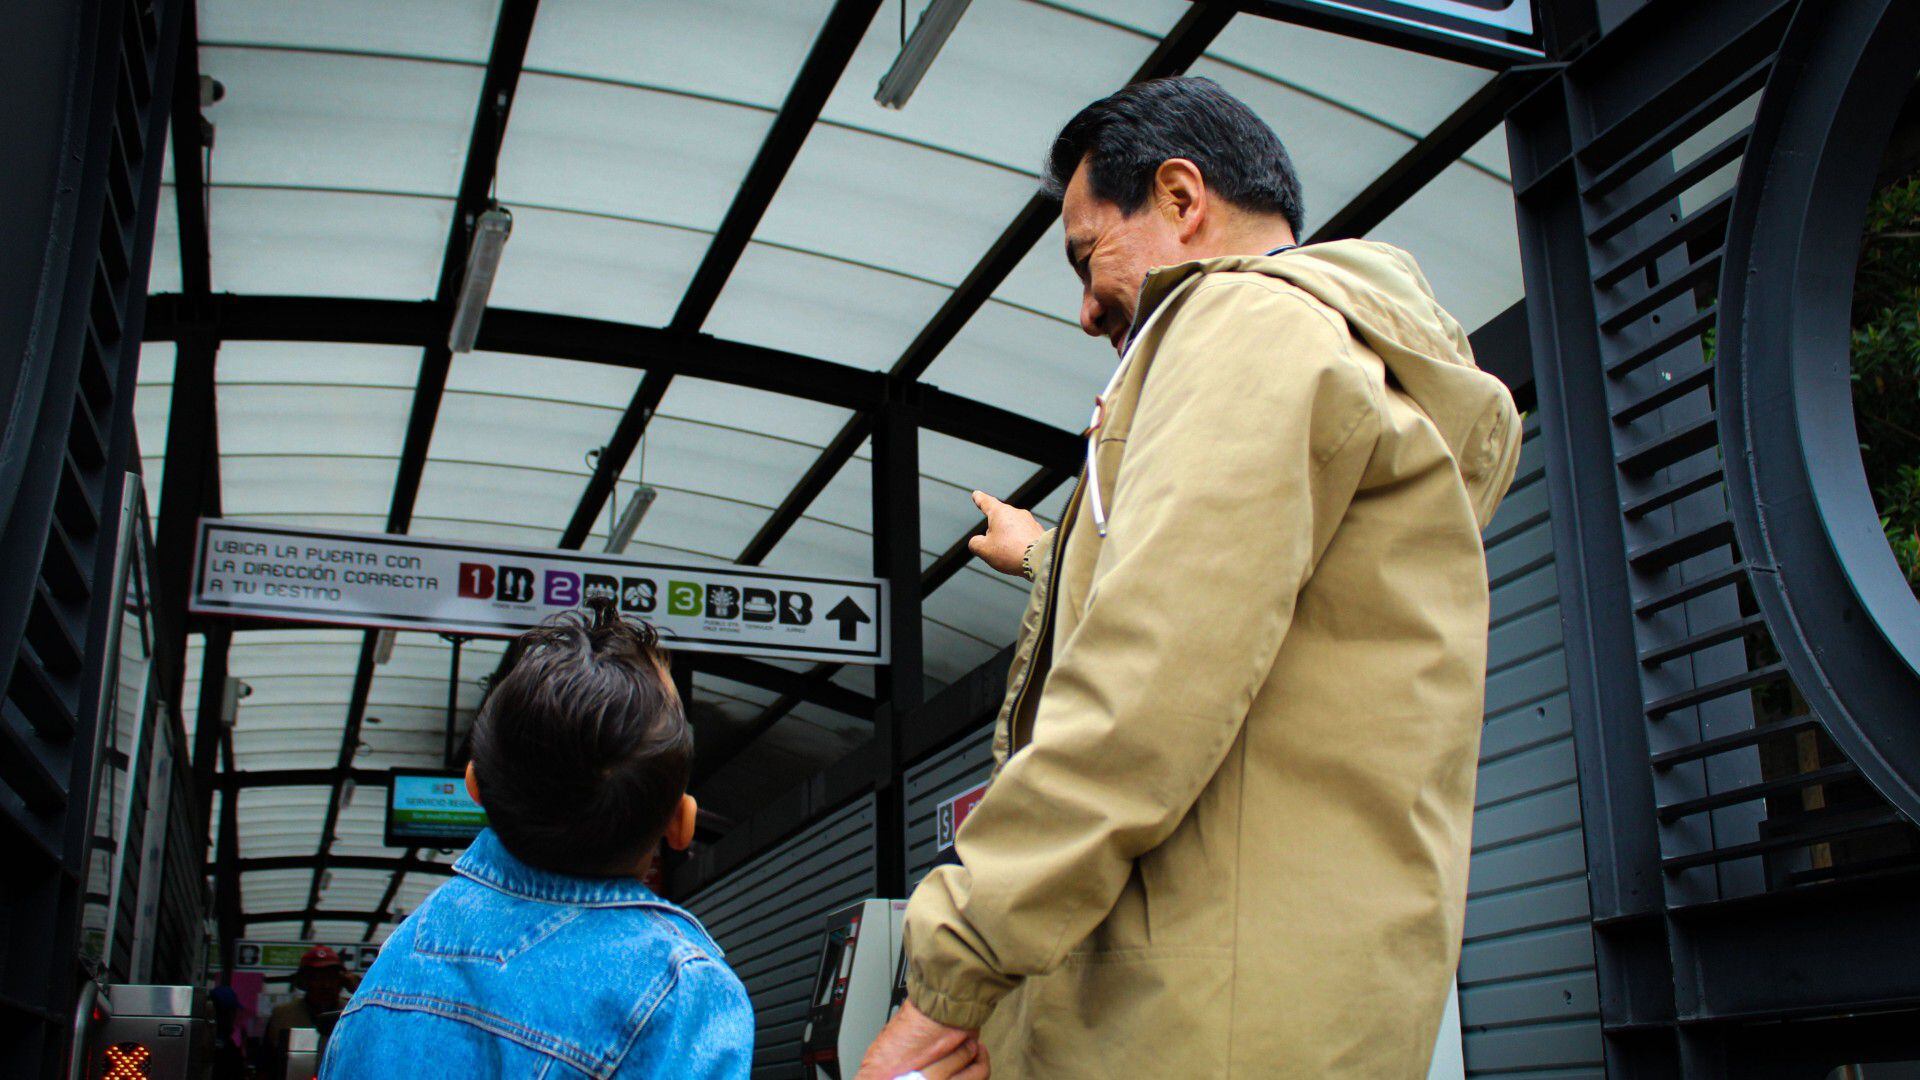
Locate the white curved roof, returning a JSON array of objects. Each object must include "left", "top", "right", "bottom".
[{"left": 139, "top": 0, "right": 1522, "bottom": 937}]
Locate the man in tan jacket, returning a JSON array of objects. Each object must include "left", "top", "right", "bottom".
[{"left": 859, "top": 76, "right": 1521, "bottom": 1079}]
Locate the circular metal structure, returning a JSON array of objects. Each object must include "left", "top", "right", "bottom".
[{"left": 1716, "top": 0, "right": 1920, "bottom": 817}]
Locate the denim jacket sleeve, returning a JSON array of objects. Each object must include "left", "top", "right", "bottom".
[{"left": 615, "top": 953, "right": 754, "bottom": 1078}]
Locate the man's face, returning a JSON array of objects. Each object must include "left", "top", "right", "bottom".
[
  {"left": 304, "top": 966, "right": 343, "bottom": 1006},
  {"left": 1062, "top": 160, "right": 1188, "bottom": 355}
]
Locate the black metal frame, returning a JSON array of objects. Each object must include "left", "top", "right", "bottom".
[
  {"left": 0, "top": 0, "right": 186, "bottom": 1072},
  {"left": 118, "top": 0, "right": 1580, "bottom": 953},
  {"left": 1514, "top": 0, "right": 1920, "bottom": 1073},
  {"left": 1713, "top": 0, "right": 1920, "bottom": 818}
]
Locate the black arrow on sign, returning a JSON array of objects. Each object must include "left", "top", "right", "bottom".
[{"left": 826, "top": 597, "right": 872, "bottom": 642}]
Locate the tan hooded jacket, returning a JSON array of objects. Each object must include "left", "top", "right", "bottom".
[{"left": 902, "top": 240, "right": 1523, "bottom": 1077}]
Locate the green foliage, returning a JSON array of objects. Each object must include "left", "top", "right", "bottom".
[{"left": 1851, "top": 175, "right": 1920, "bottom": 591}]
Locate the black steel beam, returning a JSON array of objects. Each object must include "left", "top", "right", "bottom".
[
  {"left": 189, "top": 624, "right": 229, "bottom": 860},
  {"left": 236, "top": 854, "right": 450, "bottom": 876},
  {"left": 298, "top": 0, "right": 537, "bottom": 939},
  {"left": 559, "top": 0, "right": 880, "bottom": 550},
  {"left": 1308, "top": 64, "right": 1555, "bottom": 244},
  {"left": 153, "top": 1, "right": 218, "bottom": 714},
  {"left": 733, "top": 1, "right": 1235, "bottom": 567},
  {"left": 142, "top": 295, "right": 1081, "bottom": 467},
  {"left": 214, "top": 767, "right": 387, "bottom": 792},
  {"left": 679, "top": 652, "right": 875, "bottom": 719},
  {"left": 1219, "top": 0, "right": 1538, "bottom": 70},
  {"left": 870, "top": 402, "right": 924, "bottom": 898},
  {"left": 361, "top": 849, "right": 424, "bottom": 941}
]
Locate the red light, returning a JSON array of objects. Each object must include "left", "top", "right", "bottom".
[{"left": 102, "top": 1042, "right": 152, "bottom": 1079}]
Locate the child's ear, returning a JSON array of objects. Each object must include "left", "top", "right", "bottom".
[
  {"left": 665, "top": 794, "right": 698, "bottom": 852},
  {"left": 465, "top": 761, "right": 482, "bottom": 808}
]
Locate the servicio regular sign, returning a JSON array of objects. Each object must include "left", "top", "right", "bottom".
[{"left": 190, "top": 519, "right": 890, "bottom": 664}]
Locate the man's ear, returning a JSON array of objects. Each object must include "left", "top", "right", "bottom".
[
  {"left": 1153, "top": 157, "right": 1208, "bottom": 242},
  {"left": 465, "top": 761, "right": 482, "bottom": 808},
  {"left": 665, "top": 794, "right": 698, "bottom": 852}
]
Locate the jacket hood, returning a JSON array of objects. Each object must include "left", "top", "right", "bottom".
[{"left": 1136, "top": 239, "right": 1521, "bottom": 526}]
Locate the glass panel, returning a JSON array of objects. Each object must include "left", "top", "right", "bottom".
[
  {"left": 819, "top": 0, "right": 1171, "bottom": 173},
  {"left": 1202, "top": 15, "right": 1492, "bottom": 142},
  {"left": 219, "top": 383, "right": 413, "bottom": 459},
  {"left": 209, "top": 187, "right": 453, "bottom": 299},
  {"left": 760, "top": 516, "right": 870, "bottom": 579},
  {"left": 1370, "top": 164, "right": 1523, "bottom": 334},
  {"left": 923, "top": 567, "right": 1028, "bottom": 652},
  {"left": 244, "top": 868, "right": 324, "bottom": 907},
  {"left": 653, "top": 378, "right": 854, "bottom": 450},
  {"left": 702, "top": 243, "right": 946, "bottom": 372},
  {"left": 332, "top": 798, "right": 395, "bottom": 858},
  {"left": 485, "top": 206, "right": 707, "bottom": 326},
  {"left": 201, "top": 0, "right": 501, "bottom": 62},
  {"left": 1191, "top": 56, "right": 1414, "bottom": 224},
  {"left": 149, "top": 186, "right": 182, "bottom": 294},
  {"left": 497, "top": 73, "right": 772, "bottom": 232},
  {"left": 639, "top": 414, "right": 832, "bottom": 512},
  {"left": 219, "top": 455, "right": 397, "bottom": 520},
  {"left": 753, "top": 123, "right": 1035, "bottom": 287},
  {"left": 923, "top": 299, "right": 1104, "bottom": 433},
  {"left": 426, "top": 391, "right": 620, "bottom": 471},
  {"left": 523, "top": 0, "right": 834, "bottom": 108},
  {"left": 199, "top": 47, "right": 481, "bottom": 196},
  {"left": 220, "top": 341, "right": 421, "bottom": 386},
  {"left": 991, "top": 219, "right": 1087, "bottom": 332},
  {"left": 447, "top": 351, "right": 642, "bottom": 406}
]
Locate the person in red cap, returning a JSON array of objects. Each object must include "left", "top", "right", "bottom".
[{"left": 263, "top": 945, "right": 353, "bottom": 1058}]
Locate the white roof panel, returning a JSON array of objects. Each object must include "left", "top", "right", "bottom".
[
  {"left": 498, "top": 74, "right": 773, "bottom": 231},
  {"left": 523, "top": 0, "right": 835, "bottom": 107},
  {"left": 201, "top": 0, "right": 502, "bottom": 63},
  {"left": 198, "top": 47, "right": 480, "bottom": 196},
  {"left": 208, "top": 187, "right": 453, "bottom": 299}
]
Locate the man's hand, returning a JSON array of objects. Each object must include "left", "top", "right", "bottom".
[
  {"left": 966, "top": 491, "right": 1043, "bottom": 577},
  {"left": 854, "top": 1001, "right": 989, "bottom": 1080}
]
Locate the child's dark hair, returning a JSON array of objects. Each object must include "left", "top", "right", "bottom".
[{"left": 470, "top": 598, "right": 691, "bottom": 877}]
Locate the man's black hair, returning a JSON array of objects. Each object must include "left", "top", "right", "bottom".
[
  {"left": 1045, "top": 76, "right": 1306, "bottom": 236},
  {"left": 470, "top": 598, "right": 691, "bottom": 877}
]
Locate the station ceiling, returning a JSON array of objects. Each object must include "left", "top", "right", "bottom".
[{"left": 134, "top": 0, "right": 1526, "bottom": 943}]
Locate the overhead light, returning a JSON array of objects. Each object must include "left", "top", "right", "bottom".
[
  {"left": 339, "top": 778, "right": 356, "bottom": 809},
  {"left": 373, "top": 628, "right": 396, "bottom": 665},
  {"left": 605, "top": 484, "right": 659, "bottom": 554},
  {"left": 875, "top": 0, "right": 973, "bottom": 109},
  {"left": 448, "top": 205, "right": 512, "bottom": 353}
]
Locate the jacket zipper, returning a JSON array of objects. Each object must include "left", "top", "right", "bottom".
[{"left": 1005, "top": 481, "right": 1082, "bottom": 754}]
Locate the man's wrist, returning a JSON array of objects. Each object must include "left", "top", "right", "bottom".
[{"left": 1019, "top": 539, "right": 1039, "bottom": 581}]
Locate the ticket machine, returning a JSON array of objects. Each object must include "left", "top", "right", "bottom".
[{"left": 800, "top": 899, "right": 907, "bottom": 1080}]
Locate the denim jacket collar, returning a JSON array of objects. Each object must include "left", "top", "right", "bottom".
[{"left": 455, "top": 829, "right": 685, "bottom": 912}]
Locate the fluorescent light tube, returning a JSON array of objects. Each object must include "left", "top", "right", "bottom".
[
  {"left": 605, "top": 483, "right": 659, "bottom": 554},
  {"left": 875, "top": 0, "right": 973, "bottom": 109},
  {"left": 448, "top": 205, "right": 512, "bottom": 353}
]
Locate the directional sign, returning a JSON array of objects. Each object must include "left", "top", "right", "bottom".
[{"left": 190, "top": 519, "right": 890, "bottom": 664}]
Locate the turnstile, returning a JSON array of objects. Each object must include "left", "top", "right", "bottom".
[
  {"left": 800, "top": 899, "right": 906, "bottom": 1080},
  {"left": 82, "top": 985, "right": 212, "bottom": 1080}
]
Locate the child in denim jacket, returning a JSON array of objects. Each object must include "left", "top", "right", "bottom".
[{"left": 325, "top": 602, "right": 752, "bottom": 1078}]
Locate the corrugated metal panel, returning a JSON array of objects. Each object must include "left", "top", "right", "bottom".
[
  {"left": 685, "top": 794, "right": 877, "bottom": 1080},
  {"left": 903, "top": 724, "right": 997, "bottom": 886},
  {"left": 1461, "top": 420, "right": 1604, "bottom": 1078}
]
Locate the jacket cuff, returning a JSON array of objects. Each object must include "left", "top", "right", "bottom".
[{"left": 905, "top": 971, "right": 1001, "bottom": 1031}]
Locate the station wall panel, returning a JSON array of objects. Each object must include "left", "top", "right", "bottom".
[
  {"left": 1460, "top": 420, "right": 1603, "bottom": 1079},
  {"left": 685, "top": 795, "right": 877, "bottom": 1080},
  {"left": 904, "top": 723, "right": 997, "bottom": 886}
]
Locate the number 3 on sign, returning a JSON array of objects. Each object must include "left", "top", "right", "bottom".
[{"left": 668, "top": 581, "right": 703, "bottom": 617}]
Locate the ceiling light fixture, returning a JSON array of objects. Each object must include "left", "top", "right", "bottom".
[
  {"left": 448, "top": 205, "right": 512, "bottom": 353},
  {"left": 605, "top": 483, "right": 659, "bottom": 555},
  {"left": 875, "top": 0, "right": 973, "bottom": 110}
]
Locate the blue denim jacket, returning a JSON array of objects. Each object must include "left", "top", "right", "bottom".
[{"left": 323, "top": 830, "right": 752, "bottom": 1079}]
